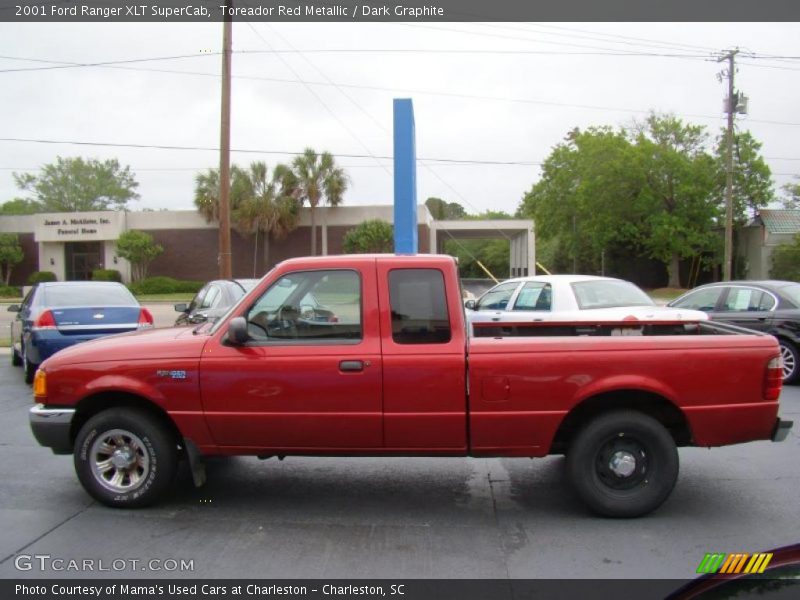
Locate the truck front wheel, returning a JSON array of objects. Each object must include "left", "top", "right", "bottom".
[
  {"left": 74, "top": 408, "right": 178, "bottom": 508},
  {"left": 566, "top": 410, "right": 678, "bottom": 518}
]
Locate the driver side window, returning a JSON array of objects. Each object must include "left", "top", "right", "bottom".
[{"left": 246, "top": 270, "right": 362, "bottom": 342}]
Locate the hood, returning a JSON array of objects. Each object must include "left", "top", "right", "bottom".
[{"left": 41, "top": 326, "right": 210, "bottom": 368}]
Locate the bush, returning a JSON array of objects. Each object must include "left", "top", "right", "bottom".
[
  {"left": 128, "top": 276, "right": 203, "bottom": 295},
  {"left": 91, "top": 269, "right": 122, "bottom": 282},
  {"left": 770, "top": 234, "right": 800, "bottom": 281},
  {"left": 0, "top": 284, "right": 20, "bottom": 298},
  {"left": 342, "top": 219, "right": 394, "bottom": 253},
  {"left": 28, "top": 271, "right": 57, "bottom": 284}
]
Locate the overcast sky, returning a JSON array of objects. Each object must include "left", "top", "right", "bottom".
[{"left": 1, "top": 21, "right": 799, "bottom": 216}]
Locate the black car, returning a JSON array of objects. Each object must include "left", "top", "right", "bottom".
[
  {"left": 668, "top": 280, "right": 800, "bottom": 383},
  {"left": 175, "top": 279, "right": 259, "bottom": 326}
]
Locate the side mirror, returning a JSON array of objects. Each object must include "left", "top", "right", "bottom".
[
  {"left": 174, "top": 303, "right": 188, "bottom": 313},
  {"left": 227, "top": 316, "right": 249, "bottom": 345},
  {"left": 464, "top": 300, "right": 476, "bottom": 310},
  {"left": 7, "top": 304, "right": 20, "bottom": 313}
]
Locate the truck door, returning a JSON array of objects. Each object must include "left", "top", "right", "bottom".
[
  {"left": 376, "top": 263, "right": 468, "bottom": 451},
  {"left": 199, "top": 261, "right": 383, "bottom": 450}
]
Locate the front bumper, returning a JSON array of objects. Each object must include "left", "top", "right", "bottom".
[
  {"left": 771, "top": 418, "right": 794, "bottom": 443},
  {"left": 29, "top": 404, "right": 75, "bottom": 454}
]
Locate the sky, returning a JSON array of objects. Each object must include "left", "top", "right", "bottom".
[{"left": 1, "top": 21, "right": 799, "bottom": 217}]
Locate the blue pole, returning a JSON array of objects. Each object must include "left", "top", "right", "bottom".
[{"left": 393, "top": 98, "right": 418, "bottom": 254}]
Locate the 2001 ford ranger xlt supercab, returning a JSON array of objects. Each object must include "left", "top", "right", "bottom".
[{"left": 29, "top": 255, "right": 793, "bottom": 517}]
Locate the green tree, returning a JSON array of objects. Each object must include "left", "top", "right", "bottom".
[
  {"left": 116, "top": 230, "right": 163, "bottom": 283},
  {"left": 14, "top": 157, "right": 139, "bottom": 212},
  {"left": 782, "top": 180, "right": 800, "bottom": 209},
  {"left": 632, "top": 114, "right": 720, "bottom": 287},
  {"left": 770, "top": 234, "right": 800, "bottom": 281},
  {"left": 193, "top": 165, "right": 248, "bottom": 223},
  {"left": 444, "top": 238, "right": 509, "bottom": 278},
  {"left": 0, "top": 233, "right": 24, "bottom": 285},
  {"left": 714, "top": 130, "right": 774, "bottom": 223},
  {"left": 233, "top": 162, "right": 300, "bottom": 274},
  {"left": 291, "top": 148, "right": 349, "bottom": 255},
  {"left": 343, "top": 219, "right": 394, "bottom": 253},
  {"left": 0, "top": 198, "right": 42, "bottom": 215},
  {"left": 425, "top": 197, "right": 467, "bottom": 220},
  {"left": 518, "top": 126, "right": 641, "bottom": 274}
]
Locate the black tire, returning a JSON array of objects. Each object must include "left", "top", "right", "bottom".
[
  {"left": 22, "top": 345, "right": 35, "bottom": 385},
  {"left": 74, "top": 408, "right": 178, "bottom": 508},
  {"left": 566, "top": 410, "right": 678, "bottom": 518},
  {"left": 11, "top": 344, "right": 22, "bottom": 367},
  {"left": 778, "top": 340, "right": 799, "bottom": 385}
]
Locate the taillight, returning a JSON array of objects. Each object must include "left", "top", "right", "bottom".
[
  {"left": 764, "top": 356, "right": 783, "bottom": 401},
  {"left": 33, "top": 310, "right": 56, "bottom": 330},
  {"left": 138, "top": 308, "right": 154, "bottom": 329}
]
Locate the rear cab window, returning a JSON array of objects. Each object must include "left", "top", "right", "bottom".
[{"left": 388, "top": 269, "right": 451, "bottom": 344}]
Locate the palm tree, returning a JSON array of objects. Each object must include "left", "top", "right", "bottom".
[
  {"left": 291, "top": 148, "right": 349, "bottom": 255},
  {"left": 233, "top": 162, "right": 300, "bottom": 275},
  {"left": 193, "top": 165, "right": 248, "bottom": 223}
]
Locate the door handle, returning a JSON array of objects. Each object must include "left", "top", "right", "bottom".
[{"left": 339, "top": 360, "right": 364, "bottom": 372}]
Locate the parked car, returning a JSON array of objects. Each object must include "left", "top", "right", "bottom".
[
  {"left": 668, "top": 280, "right": 800, "bottom": 383},
  {"left": 174, "top": 279, "right": 259, "bottom": 326},
  {"left": 9, "top": 281, "right": 153, "bottom": 384},
  {"left": 466, "top": 275, "right": 708, "bottom": 327}
]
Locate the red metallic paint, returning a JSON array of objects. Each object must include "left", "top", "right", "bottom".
[{"left": 36, "top": 254, "right": 784, "bottom": 459}]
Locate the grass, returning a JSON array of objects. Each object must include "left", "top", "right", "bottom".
[
  {"left": 647, "top": 288, "right": 688, "bottom": 302},
  {"left": 132, "top": 293, "right": 195, "bottom": 302},
  {"left": 0, "top": 338, "right": 10, "bottom": 348}
]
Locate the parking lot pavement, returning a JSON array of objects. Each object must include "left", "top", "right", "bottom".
[{"left": 0, "top": 362, "right": 797, "bottom": 580}]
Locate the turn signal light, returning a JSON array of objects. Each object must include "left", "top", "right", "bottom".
[
  {"left": 33, "top": 369, "right": 47, "bottom": 398},
  {"left": 764, "top": 356, "right": 783, "bottom": 401},
  {"left": 138, "top": 308, "right": 154, "bottom": 329},
  {"left": 33, "top": 310, "right": 56, "bottom": 330}
]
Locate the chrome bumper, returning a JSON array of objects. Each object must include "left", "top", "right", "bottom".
[{"left": 29, "top": 404, "right": 75, "bottom": 454}]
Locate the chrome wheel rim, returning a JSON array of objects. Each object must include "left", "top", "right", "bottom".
[
  {"left": 89, "top": 429, "right": 150, "bottom": 493},
  {"left": 780, "top": 344, "right": 796, "bottom": 381}
]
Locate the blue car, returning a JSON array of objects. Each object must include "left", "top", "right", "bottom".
[{"left": 9, "top": 281, "right": 153, "bottom": 384}]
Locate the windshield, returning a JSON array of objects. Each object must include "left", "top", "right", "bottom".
[
  {"left": 571, "top": 280, "right": 654, "bottom": 310},
  {"left": 42, "top": 284, "right": 137, "bottom": 307}
]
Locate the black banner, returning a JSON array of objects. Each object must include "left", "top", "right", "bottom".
[
  {"left": 1, "top": 0, "right": 800, "bottom": 23},
  {"left": 4, "top": 579, "right": 800, "bottom": 600}
]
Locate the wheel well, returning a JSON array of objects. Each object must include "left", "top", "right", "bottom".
[
  {"left": 550, "top": 390, "right": 692, "bottom": 454},
  {"left": 70, "top": 392, "right": 183, "bottom": 451}
]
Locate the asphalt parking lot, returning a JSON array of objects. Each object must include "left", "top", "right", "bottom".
[{"left": 0, "top": 358, "right": 798, "bottom": 581}]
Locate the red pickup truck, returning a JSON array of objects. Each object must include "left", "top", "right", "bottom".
[{"left": 29, "top": 255, "right": 793, "bottom": 517}]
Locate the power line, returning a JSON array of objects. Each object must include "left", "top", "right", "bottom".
[
  {"left": 0, "top": 52, "right": 223, "bottom": 73},
  {"left": 0, "top": 136, "right": 541, "bottom": 165},
  {"left": 3, "top": 53, "right": 799, "bottom": 127}
]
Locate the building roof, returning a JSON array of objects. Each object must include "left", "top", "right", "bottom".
[{"left": 758, "top": 209, "right": 800, "bottom": 234}]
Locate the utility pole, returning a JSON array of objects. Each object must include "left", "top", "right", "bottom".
[
  {"left": 218, "top": 7, "right": 233, "bottom": 278},
  {"left": 718, "top": 48, "right": 739, "bottom": 281}
]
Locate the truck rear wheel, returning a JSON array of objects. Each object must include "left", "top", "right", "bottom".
[
  {"left": 566, "top": 410, "right": 678, "bottom": 518},
  {"left": 74, "top": 408, "right": 178, "bottom": 508}
]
